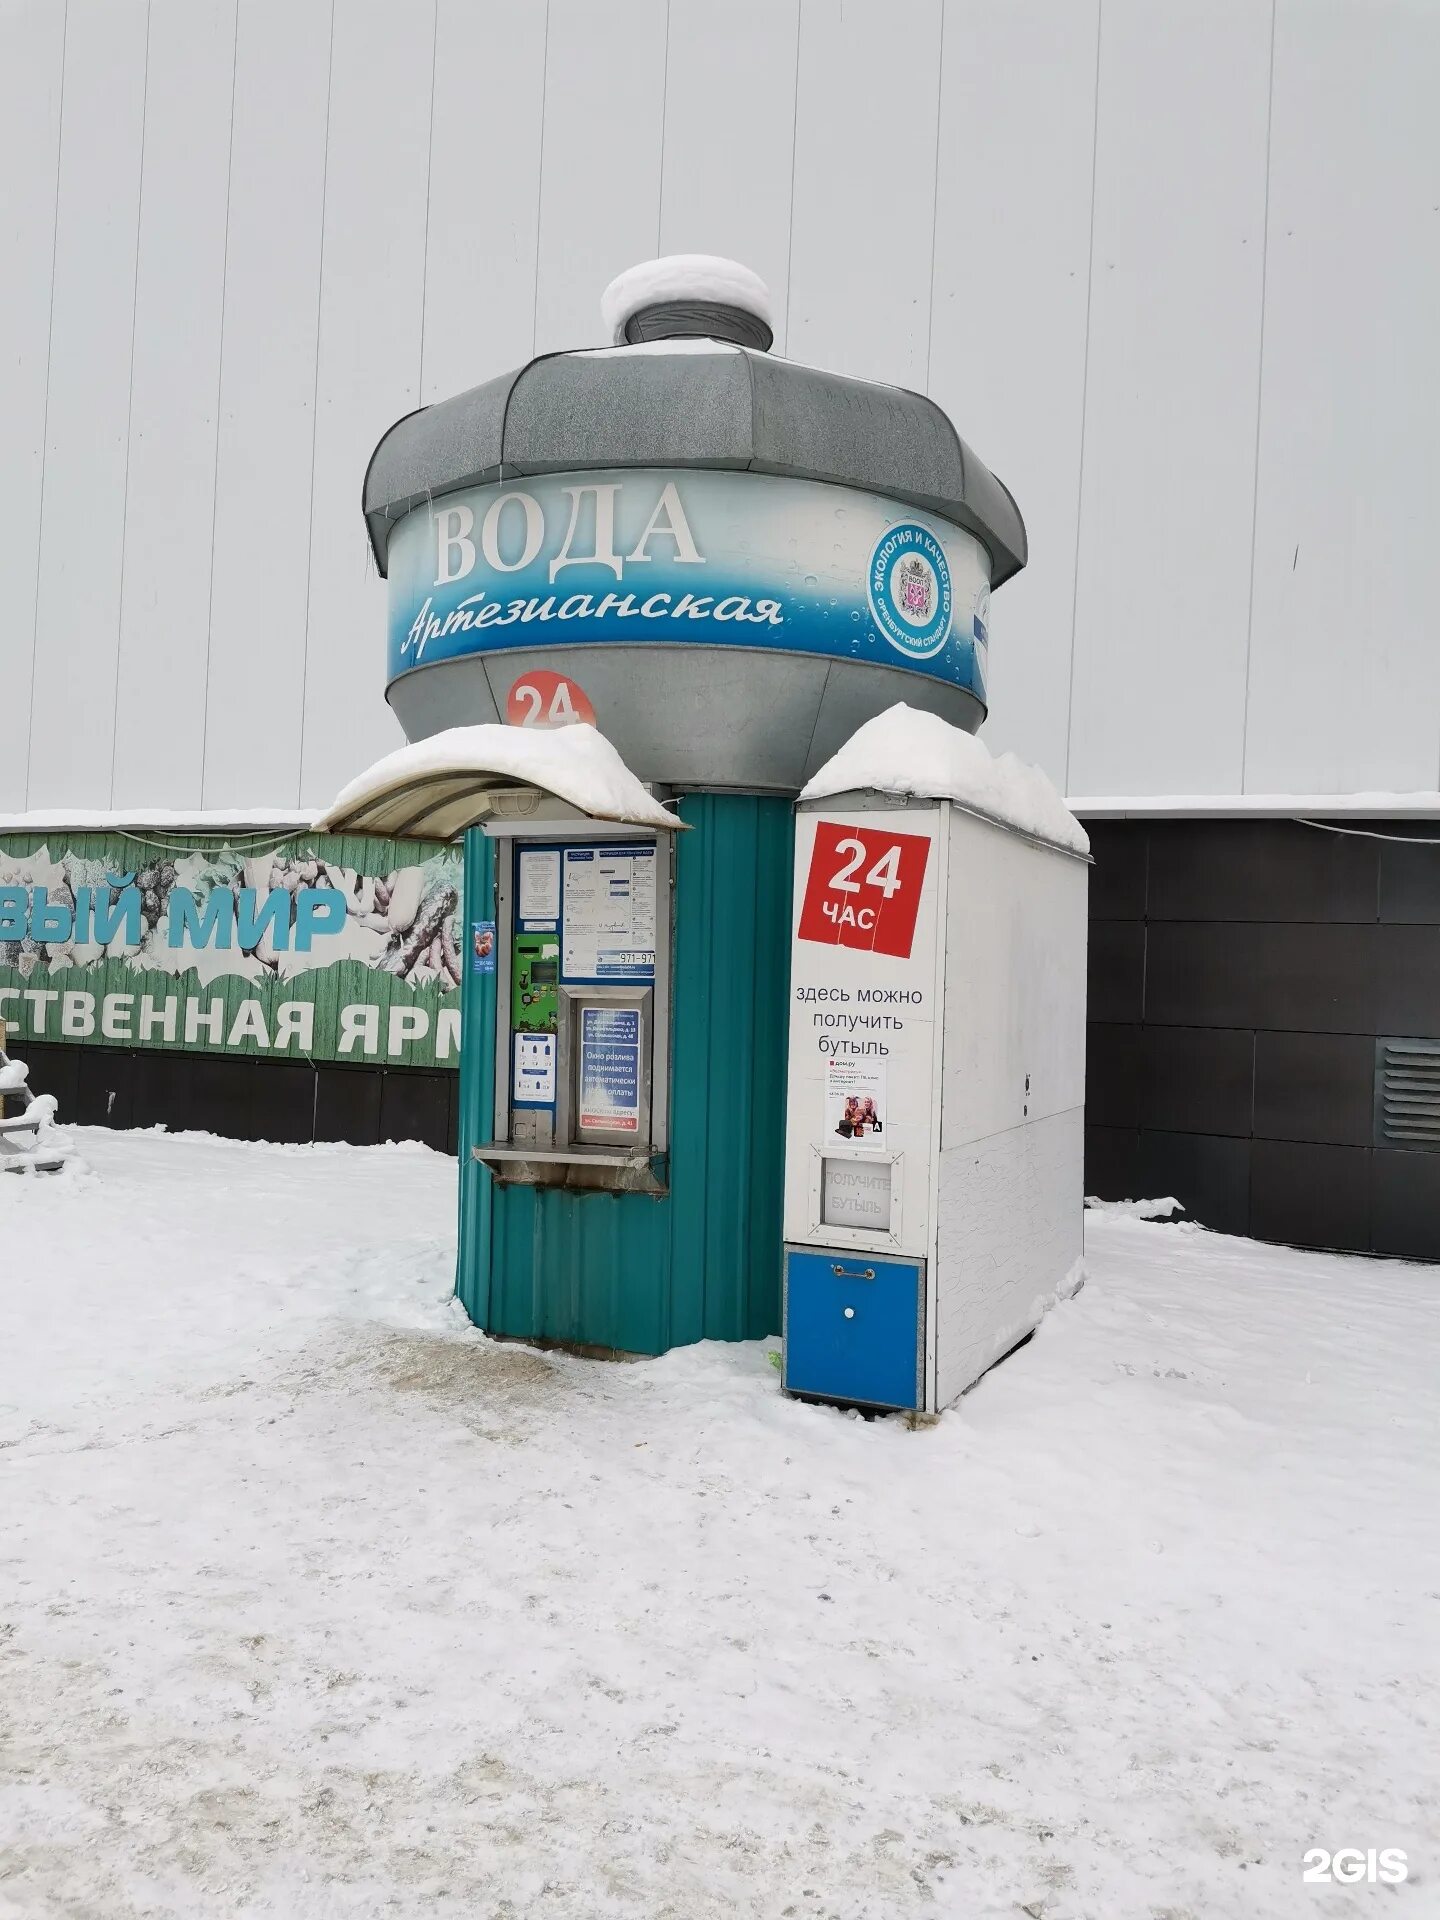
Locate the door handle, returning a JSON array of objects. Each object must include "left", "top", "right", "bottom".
[{"left": 831, "top": 1265, "right": 875, "bottom": 1281}]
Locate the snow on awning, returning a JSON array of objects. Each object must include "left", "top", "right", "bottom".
[
  {"left": 313, "top": 724, "right": 684, "bottom": 841},
  {"left": 800, "top": 704, "right": 1089, "bottom": 858}
]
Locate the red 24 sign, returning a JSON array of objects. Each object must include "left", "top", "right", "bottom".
[
  {"left": 797, "top": 821, "right": 930, "bottom": 959},
  {"left": 505, "top": 670, "right": 596, "bottom": 729}
]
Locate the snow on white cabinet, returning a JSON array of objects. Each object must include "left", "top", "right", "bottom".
[{"left": 783, "top": 794, "right": 1088, "bottom": 1414}]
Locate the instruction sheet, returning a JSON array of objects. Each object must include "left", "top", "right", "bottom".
[
  {"left": 562, "top": 845, "right": 657, "bottom": 982},
  {"left": 518, "top": 847, "right": 561, "bottom": 926}
]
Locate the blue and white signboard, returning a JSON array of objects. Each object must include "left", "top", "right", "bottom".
[
  {"left": 578, "top": 1006, "right": 642, "bottom": 1135},
  {"left": 385, "top": 468, "right": 991, "bottom": 703}
]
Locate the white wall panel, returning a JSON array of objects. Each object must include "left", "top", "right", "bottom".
[
  {"left": 6, "top": 0, "right": 1440, "bottom": 813},
  {"left": 658, "top": 0, "right": 800, "bottom": 340},
  {"left": 532, "top": 0, "right": 667, "bottom": 355},
  {"left": 296, "top": 0, "right": 433, "bottom": 808},
  {"left": 1066, "top": 0, "right": 1271, "bottom": 796},
  {"left": 1243, "top": 0, "right": 1440, "bottom": 795},
  {"left": 420, "top": 0, "right": 546, "bottom": 404},
  {"left": 787, "top": 0, "right": 941, "bottom": 384},
  {"left": 111, "top": 0, "right": 236, "bottom": 809},
  {"left": 0, "top": 0, "right": 65, "bottom": 810},
  {"left": 202, "top": 0, "right": 330, "bottom": 810},
  {"left": 928, "top": 0, "right": 1098, "bottom": 787},
  {"left": 26, "top": 0, "right": 148, "bottom": 810}
]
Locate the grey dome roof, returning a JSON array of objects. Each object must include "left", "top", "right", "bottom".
[{"left": 362, "top": 342, "right": 1027, "bottom": 587}]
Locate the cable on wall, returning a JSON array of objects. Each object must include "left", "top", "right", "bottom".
[
  {"left": 115, "top": 828, "right": 314, "bottom": 860},
  {"left": 1297, "top": 818, "right": 1440, "bottom": 848}
]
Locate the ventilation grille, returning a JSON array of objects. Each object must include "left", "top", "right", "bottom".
[{"left": 1375, "top": 1038, "right": 1440, "bottom": 1151}]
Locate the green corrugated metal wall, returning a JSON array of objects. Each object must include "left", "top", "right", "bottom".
[
  {"left": 455, "top": 795, "right": 792, "bottom": 1354},
  {"left": 456, "top": 828, "right": 498, "bottom": 1329}
]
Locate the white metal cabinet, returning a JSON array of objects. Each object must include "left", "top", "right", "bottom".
[{"left": 783, "top": 791, "right": 1088, "bottom": 1412}]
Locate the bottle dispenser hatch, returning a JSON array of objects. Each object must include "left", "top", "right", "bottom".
[{"left": 782, "top": 1248, "right": 925, "bottom": 1411}]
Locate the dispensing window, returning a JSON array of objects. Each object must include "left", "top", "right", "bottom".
[
  {"left": 807, "top": 1142, "right": 904, "bottom": 1246},
  {"left": 488, "top": 830, "right": 671, "bottom": 1172},
  {"left": 822, "top": 1156, "right": 894, "bottom": 1232}
]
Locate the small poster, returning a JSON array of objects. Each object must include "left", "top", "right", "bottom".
[
  {"left": 825, "top": 1057, "right": 887, "bottom": 1150},
  {"left": 513, "top": 1031, "right": 557, "bottom": 1105},
  {"left": 470, "top": 920, "right": 496, "bottom": 974},
  {"left": 518, "top": 847, "right": 561, "bottom": 923},
  {"left": 578, "top": 1005, "right": 641, "bottom": 1133}
]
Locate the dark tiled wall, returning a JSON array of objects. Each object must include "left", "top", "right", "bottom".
[
  {"left": 1085, "top": 819, "right": 1440, "bottom": 1261},
  {"left": 16, "top": 1043, "right": 457, "bottom": 1155}
]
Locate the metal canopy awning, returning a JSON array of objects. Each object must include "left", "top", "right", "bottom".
[
  {"left": 315, "top": 772, "right": 564, "bottom": 842},
  {"left": 312, "top": 724, "right": 685, "bottom": 843}
]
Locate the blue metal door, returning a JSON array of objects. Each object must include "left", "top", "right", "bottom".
[{"left": 783, "top": 1248, "right": 923, "bottom": 1410}]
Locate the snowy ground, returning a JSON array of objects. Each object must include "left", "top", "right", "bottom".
[{"left": 2, "top": 1130, "right": 1436, "bottom": 1919}]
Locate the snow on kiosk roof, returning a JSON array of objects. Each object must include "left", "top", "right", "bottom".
[
  {"left": 801, "top": 704, "right": 1090, "bottom": 858},
  {"left": 313, "top": 723, "right": 683, "bottom": 841},
  {"left": 600, "top": 253, "right": 775, "bottom": 348}
]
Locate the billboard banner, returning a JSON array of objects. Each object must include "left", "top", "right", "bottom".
[
  {"left": 0, "top": 830, "right": 462, "bottom": 1067},
  {"left": 386, "top": 467, "right": 991, "bottom": 702}
]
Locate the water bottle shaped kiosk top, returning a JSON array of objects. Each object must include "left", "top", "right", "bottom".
[
  {"left": 782, "top": 791, "right": 1090, "bottom": 1413},
  {"left": 362, "top": 255, "right": 1026, "bottom": 799}
]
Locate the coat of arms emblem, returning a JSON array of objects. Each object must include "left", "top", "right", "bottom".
[
  {"left": 897, "top": 555, "right": 933, "bottom": 619},
  {"left": 867, "top": 521, "right": 952, "bottom": 658}
]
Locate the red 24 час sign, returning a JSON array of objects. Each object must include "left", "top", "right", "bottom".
[{"left": 797, "top": 822, "right": 930, "bottom": 959}]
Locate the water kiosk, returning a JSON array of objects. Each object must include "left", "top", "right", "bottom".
[
  {"left": 320, "top": 256, "right": 1032, "bottom": 1360},
  {"left": 781, "top": 710, "right": 1090, "bottom": 1413}
]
